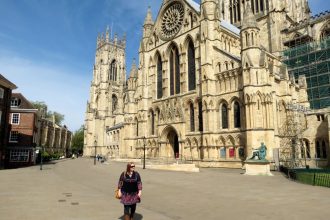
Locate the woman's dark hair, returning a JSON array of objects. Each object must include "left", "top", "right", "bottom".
[{"left": 126, "top": 162, "right": 135, "bottom": 173}]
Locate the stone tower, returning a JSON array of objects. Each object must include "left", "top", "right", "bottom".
[
  {"left": 84, "top": 27, "right": 126, "bottom": 156},
  {"left": 241, "top": 0, "right": 275, "bottom": 156}
]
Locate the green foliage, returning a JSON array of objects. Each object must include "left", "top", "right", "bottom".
[
  {"left": 30, "top": 100, "right": 65, "bottom": 125},
  {"left": 49, "top": 111, "right": 65, "bottom": 125},
  {"left": 41, "top": 151, "right": 51, "bottom": 162},
  {"left": 71, "top": 125, "right": 84, "bottom": 154}
]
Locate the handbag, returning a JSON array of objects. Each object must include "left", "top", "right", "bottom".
[
  {"left": 115, "top": 189, "right": 121, "bottom": 199},
  {"left": 115, "top": 171, "right": 125, "bottom": 199}
]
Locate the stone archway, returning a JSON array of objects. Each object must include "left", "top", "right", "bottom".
[
  {"left": 159, "top": 125, "right": 180, "bottom": 159},
  {"left": 168, "top": 130, "right": 179, "bottom": 158}
]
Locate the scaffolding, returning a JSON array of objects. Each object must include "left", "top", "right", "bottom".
[{"left": 282, "top": 37, "right": 330, "bottom": 109}]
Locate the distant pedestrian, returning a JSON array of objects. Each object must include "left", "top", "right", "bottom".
[{"left": 117, "top": 162, "right": 142, "bottom": 220}]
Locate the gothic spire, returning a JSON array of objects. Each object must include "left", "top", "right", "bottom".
[
  {"left": 144, "top": 6, "right": 154, "bottom": 26},
  {"left": 129, "top": 58, "right": 137, "bottom": 78},
  {"left": 241, "top": 0, "right": 258, "bottom": 30}
]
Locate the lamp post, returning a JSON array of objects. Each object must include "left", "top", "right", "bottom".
[
  {"left": 94, "top": 140, "right": 97, "bottom": 165},
  {"left": 143, "top": 136, "right": 146, "bottom": 169}
]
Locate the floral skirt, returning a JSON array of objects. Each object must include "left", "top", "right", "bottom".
[{"left": 120, "top": 192, "right": 140, "bottom": 205}]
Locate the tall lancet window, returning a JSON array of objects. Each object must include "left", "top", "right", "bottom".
[
  {"left": 234, "top": 101, "right": 241, "bottom": 128},
  {"left": 151, "top": 110, "right": 155, "bottom": 135},
  {"left": 188, "top": 40, "right": 196, "bottom": 91},
  {"left": 170, "top": 45, "right": 180, "bottom": 96},
  {"left": 112, "top": 94, "right": 118, "bottom": 113},
  {"left": 110, "top": 60, "right": 117, "bottom": 81},
  {"left": 157, "top": 55, "right": 163, "bottom": 99},
  {"left": 221, "top": 104, "right": 228, "bottom": 129},
  {"left": 136, "top": 118, "right": 139, "bottom": 137},
  {"left": 198, "top": 100, "right": 203, "bottom": 131},
  {"left": 190, "top": 103, "right": 195, "bottom": 132}
]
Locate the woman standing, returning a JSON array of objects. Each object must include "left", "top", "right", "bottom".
[{"left": 117, "top": 162, "right": 142, "bottom": 220}]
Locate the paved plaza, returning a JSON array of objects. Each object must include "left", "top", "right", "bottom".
[{"left": 0, "top": 158, "right": 330, "bottom": 220}]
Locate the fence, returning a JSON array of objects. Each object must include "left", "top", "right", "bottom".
[{"left": 284, "top": 167, "right": 330, "bottom": 188}]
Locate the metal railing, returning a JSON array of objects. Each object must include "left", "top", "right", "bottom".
[{"left": 285, "top": 168, "right": 330, "bottom": 188}]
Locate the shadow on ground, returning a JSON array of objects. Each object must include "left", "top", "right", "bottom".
[{"left": 118, "top": 213, "right": 143, "bottom": 220}]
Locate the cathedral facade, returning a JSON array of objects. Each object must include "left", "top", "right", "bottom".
[{"left": 84, "top": 0, "right": 329, "bottom": 168}]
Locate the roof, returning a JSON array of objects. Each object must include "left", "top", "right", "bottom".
[
  {"left": 11, "top": 93, "right": 35, "bottom": 109},
  {"left": 0, "top": 74, "right": 17, "bottom": 89},
  {"left": 220, "top": 20, "right": 240, "bottom": 36},
  {"left": 186, "top": 0, "right": 200, "bottom": 12}
]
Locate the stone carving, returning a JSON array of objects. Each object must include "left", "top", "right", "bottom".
[{"left": 160, "top": 2, "right": 184, "bottom": 40}]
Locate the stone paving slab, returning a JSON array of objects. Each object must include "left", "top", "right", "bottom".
[{"left": 0, "top": 158, "right": 330, "bottom": 220}]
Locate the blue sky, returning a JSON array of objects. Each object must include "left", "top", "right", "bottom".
[{"left": 0, "top": 0, "right": 328, "bottom": 132}]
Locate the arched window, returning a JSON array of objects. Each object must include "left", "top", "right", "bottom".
[
  {"left": 188, "top": 40, "right": 196, "bottom": 91},
  {"left": 190, "top": 103, "right": 195, "bottom": 132},
  {"left": 221, "top": 104, "right": 228, "bottom": 129},
  {"left": 110, "top": 60, "right": 117, "bottom": 81},
  {"left": 234, "top": 101, "right": 241, "bottom": 128},
  {"left": 320, "top": 23, "right": 330, "bottom": 41},
  {"left": 136, "top": 118, "right": 139, "bottom": 137},
  {"left": 229, "top": 0, "right": 233, "bottom": 23},
  {"left": 198, "top": 101, "right": 203, "bottom": 131},
  {"left": 305, "top": 140, "right": 311, "bottom": 158},
  {"left": 316, "top": 140, "right": 321, "bottom": 158},
  {"left": 322, "top": 140, "right": 327, "bottom": 159},
  {"left": 157, "top": 55, "right": 163, "bottom": 99},
  {"left": 170, "top": 45, "right": 180, "bottom": 95},
  {"left": 150, "top": 110, "right": 155, "bottom": 135},
  {"left": 112, "top": 95, "right": 118, "bottom": 113}
]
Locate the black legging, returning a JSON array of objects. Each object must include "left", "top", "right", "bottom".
[{"left": 124, "top": 204, "right": 136, "bottom": 218}]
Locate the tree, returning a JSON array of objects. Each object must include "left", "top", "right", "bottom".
[
  {"left": 30, "top": 101, "right": 65, "bottom": 125},
  {"left": 48, "top": 111, "right": 65, "bottom": 125},
  {"left": 30, "top": 101, "right": 48, "bottom": 118},
  {"left": 278, "top": 105, "right": 308, "bottom": 168},
  {"left": 71, "top": 125, "right": 84, "bottom": 154}
]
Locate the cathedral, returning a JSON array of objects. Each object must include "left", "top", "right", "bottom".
[{"left": 84, "top": 0, "right": 330, "bottom": 168}]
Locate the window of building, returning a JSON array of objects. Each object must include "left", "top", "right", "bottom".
[
  {"left": 221, "top": 104, "right": 228, "bottom": 129},
  {"left": 10, "top": 149, "right": 29, "bottom": 162},
  {"left": 151, "top": 110, "right": 155, "bottom": 135},
  {"left": 198, "top": 101, "right": 203, "bottom": 131},
  {"left": 112, "top": 95, "right": 118, "bottom": 113},
  {"left": 316, "top": 140, "right": 321, "bottom": 158},
  {"left": 170, "top": 45, "right": 180, "bottom": 95},
  {"left": 136, "top": 119, "right": 139, "bottom": 137},
  {"left": 157, "top": 55, "right": 163, "bottom": 99},
  {"left": 234, "top": 101, "right": 241, "bottom": 128},
  {"left": 109, "top": 60, "right": 117, "bottom": 81},
  {"left": 190, "top": 103, "right": 195, "bottom": 132},
  {"left": 11, "top": 113, "right": 20, "bottom": 125},
  {"left": 9, "top": 131, "right": 19, "bottom": 142},
  {"left": 11, "top": 98, "right": 21, "bottom": 107},
  {"left": 322, "top": 141, "right": 327, "bottom": 159},
  {"left": 305, "top": 141, "right": 311, "bottom": 158},
  {"left": 0, "top": 88, "right": 4, "bottom": 99},
  {"left": 188, "top": 40, "right": 196, "bottom": 91}
]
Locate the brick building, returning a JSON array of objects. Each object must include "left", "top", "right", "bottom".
[
  {"left": 0, "top": 74, "right": 17, "bottom": 169},
  {"left": 6, "top": 93, "right": 38, "bottom": 168}
]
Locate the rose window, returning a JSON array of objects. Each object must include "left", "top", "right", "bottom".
[{"left": 160, "top": 2, "right": 184, "bottom": 40}]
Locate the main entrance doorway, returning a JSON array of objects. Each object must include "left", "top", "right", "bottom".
[{"left": 167, "top": 130, "right": 179, "bottom": 158}]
